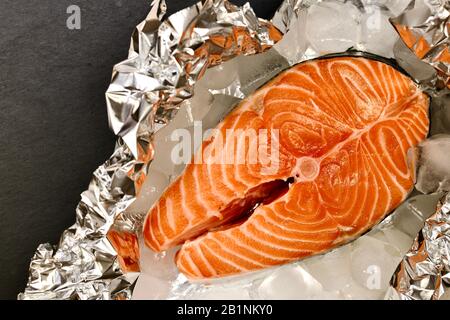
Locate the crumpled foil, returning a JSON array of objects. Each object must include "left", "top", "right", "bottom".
[
  {"left": 19, "top": 0, "right": 450, "bottom": 300},
  {"left": 386, "top": 193, "right": 450, "bottom": 300},
  {"left": 18, "top": 0, "right": 281, "bottom": 300},
  {"left": 385, "top": 0, "right": 450, "bottom": 299},
  {"left": 392, "top": 0, "right": 450, "bottom": 92}
]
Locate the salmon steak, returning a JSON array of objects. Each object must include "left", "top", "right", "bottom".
[{"left": 143, "top": 56, "right": 430, "bottom": 279}]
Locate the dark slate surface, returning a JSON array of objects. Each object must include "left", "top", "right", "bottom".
[{"left": 0, "top": 0, "right": 283, "bottom": 300}]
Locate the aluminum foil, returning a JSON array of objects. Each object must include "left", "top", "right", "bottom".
[
  {"left": 386, "top": 192, "right": 450, "bottom": 300},
  {"left": 385, "top": 0, "right": 450, "bottom": 300},
  {"left": 19, "top": 0, "right": 281, "bottom": 300},
  {"left": 19, "top": 0, "right": 450, "bottom": 300},
  {"left": 392, "top": 0, "right": 450, "bottom": 92}
]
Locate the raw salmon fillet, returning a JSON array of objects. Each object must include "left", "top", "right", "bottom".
[{"left": 143, "top": 56, "right": 430, "bottom": 279}]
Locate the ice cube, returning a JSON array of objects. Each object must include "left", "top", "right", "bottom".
[
  {"left": 170, "top": 103, "right": 195, "bottom": 128},
  {"left": 188, "top": 83, "right": 214, "bottom": 121},
  {"left": 319, "top": 290, "right": 343, "bottom": 300},
  {"left": 368, "top": 227, "right": 413, "bottom": 260},
  {"left": 302, "top": 244, "right": 353, "bottom": 292},
  {"left": 340, "top": 280, "right": 385, "bottom": 300},
  {"left": 383, "top": 0, "right": 413, "bottom": 17},
  {"left": 168, "top": 269, "right": 271, "bottom": 300},
  {"left": 256, "top": 264, "right": 326, "bottom": 299},
  {"left": 200, "top": 94, "right": 242, "bottom": 130},
  {"left": 150, "top": 127, "right": 184, "bottom": 175},
  {"left": 387, "top": 194, "right": 442, "bottom": 237},
  {"left": 167, "top": 274, "right": 204, "bottom": 300},
  {"left": 361, "top": 6, "right": 399, "bottom": 57},
  {"left": 367, "top": 227, "right": 391, "bottom": 244},
  {"left": 132, "top": 273, "right": 171, "bottom": 300},
  {"left": 306, "top": 1, "right": 362, "bottom": 54},
  {"left": 381, "top": 227, "right": 414, "bottom": 256},
  {"left": 139, "top": 246, "right": 179, "bottom": 280},
  {"left": 151, "top": 124, "right": 197, "bottom": 178},
  {"left": 350, "top": 235, "right": 400, "bottom": 294},
  {"left": 169, "top": 271, "right": 265, "bottom": 300},
  {"left": 416, "top": 135, "right": 450, "bottom": 194},
  {"left": 186, "top": 284, "right": 251, "bottom": 300},
  {"left": 125, "top": 168, "right": 170, "bottom": 216},
  {"left": 234, "top": 50, "right": 290, "bottom": 95},
  {"left": 200, "top": 59, "right": 239, "bottom": 90},
  {"left": 275, "top": 12, "right": 311, "bottom": 64}
]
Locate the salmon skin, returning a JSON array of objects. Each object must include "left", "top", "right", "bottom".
[{"left": 143, "top": 56, "right": 430, "bottom": 279}]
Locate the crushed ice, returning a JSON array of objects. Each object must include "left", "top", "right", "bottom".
[{"left": 416, "top": 135, "right": 450, "bottom": 194}]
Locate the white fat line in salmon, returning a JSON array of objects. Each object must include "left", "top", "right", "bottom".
[
  {"left": 168, "top": 90, "right": 424, "bottom": 182},
  {"left": 170, "top": 121, "right": 281, "bottom": 174}
]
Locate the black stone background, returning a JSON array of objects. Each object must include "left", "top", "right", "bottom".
[{"left": 0, "top": 0, "right": 283, "bottom": 300}]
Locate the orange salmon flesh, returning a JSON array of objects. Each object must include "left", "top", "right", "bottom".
[{"left": 143, "top": 56, "right": 430, "bottom": 279}]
